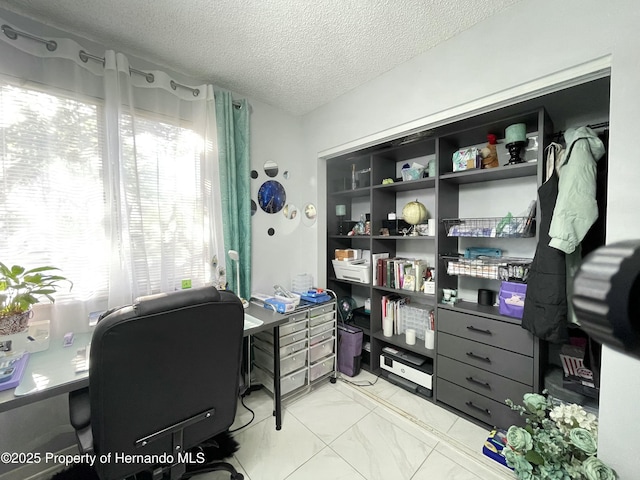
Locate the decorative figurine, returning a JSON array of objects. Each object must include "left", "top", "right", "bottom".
[{"left": 480, "top": 134, "right": 500, "bottom": 169}]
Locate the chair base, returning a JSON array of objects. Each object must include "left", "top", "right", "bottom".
[{"left": 182, "top": 461, "right": 243, "bottom": 479}]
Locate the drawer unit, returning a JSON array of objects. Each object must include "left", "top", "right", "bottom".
[
  {"left": 438, "top": 378, "right": 524, "bottom": 429},
  {"left": 254, "top": 335, "right": 307, "bottom": 357},
  {"left": 253, "top": 345, "right": 307, "bottom": 376},
  {"left": 309, "top": 311, "right": 335, "bottom": 327},
  {"left": 253, "top": 364, "right": 307, "bottom": 396},
  {"left": 437, "top": 355, "right": 531, "bottom": 404},
  {"left": 258, "top": 317, "right": 308, "bottom": 340},
  {"left": 309, "top": 355, "right": 335, "bottom": 382},
  {"left": 310, "top": 329, "right": 334, "bottom": 346},
  {"left": 438, "top": 332, "right": 533, "bottom": 385},
  {"left": 251, "top": 299, "right": 336, "bottom": 402},
  {"left": 309, "top": 337, "right": 335, "bottom": 363},
  {"left": 308, "top": 303, "right": 335, "bottom": 320},
  {"left": 438, "top": 308, "right": 534, "bottom": 355},
  {"left": 279, "top": 330, "right": 308, "bottom": 347},
  {"left": 279, "top": 318, "right": 308, "bottom": 337},
  {"left": 310, "top": 320, "right": 335, "bottom": 339}
]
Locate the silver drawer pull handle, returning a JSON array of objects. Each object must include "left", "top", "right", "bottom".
[
  {"left": 466, "top": 352, "right": 491, "bottom": 363},
  {"left": 466, "top": 401, "right": 491, "bottom": 416},
  {"left": 466, "top": 325, "right": 492, "bottom": 335},
  {"left": 466, "top": 376, "right": 491, "bottom": 388}
]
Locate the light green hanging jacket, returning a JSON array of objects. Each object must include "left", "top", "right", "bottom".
[{"left": 548, "top": 126, "right": 606, "bottom": 254}]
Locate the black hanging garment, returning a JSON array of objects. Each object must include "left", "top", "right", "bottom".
[{"left": 522, "top": 145, "right": 568, "bottom": 343}]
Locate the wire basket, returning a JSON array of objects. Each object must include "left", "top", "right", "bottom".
[
  {"left": 443, "top": 216, "right": 535, "bottom": 238},
  {"left": 442, "top": 255, "right": 531, "bottom": 282}
]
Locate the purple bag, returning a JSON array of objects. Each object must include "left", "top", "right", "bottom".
[
  {"left": 498, "top": 281, "right": 527, "bottom": 319},
  {"left": 337, "top": 325, "right": 363, "bottom": 377}
]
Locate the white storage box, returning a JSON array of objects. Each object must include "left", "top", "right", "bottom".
[{"left": 332, "top": 259, "right": 371, "bottom": 284}]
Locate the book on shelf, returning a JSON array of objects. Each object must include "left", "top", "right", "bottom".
[
  {"left": 371, "top": 252, "right": 389, "bottom": 287},
  {"left": 376, "top": 257, "right": 428, "bottom": 291},
  {"left": 381, "top": 294, "right": 410, "bottom": 335}
]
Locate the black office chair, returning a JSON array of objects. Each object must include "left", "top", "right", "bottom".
[{"left": 68, "top": 286, "right": 245, "bottom": 480}]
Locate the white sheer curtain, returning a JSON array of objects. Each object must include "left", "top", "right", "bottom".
[{"left": 0, "top": 18, "right": 226, "bottom": 331}]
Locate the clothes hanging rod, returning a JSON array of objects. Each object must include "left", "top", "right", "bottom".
[
  {"left": 551, "top": 121, "right": 609, "bottom": 139},
  {"left": 2, "top": 24, "right": 242, "bottom": 108}
]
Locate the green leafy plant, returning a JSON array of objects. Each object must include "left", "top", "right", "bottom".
[
  {"left": 504, "top": 391, "right": 616, "bottom": 480},
  {"left": 0, "top": 262, "right": 72, "bottom": 334}
]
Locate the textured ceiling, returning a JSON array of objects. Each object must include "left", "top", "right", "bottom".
[{"left": 0, "top": 0, "right": 522, "bottom": 116}]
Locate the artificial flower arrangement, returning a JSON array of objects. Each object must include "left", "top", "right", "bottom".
[{"left": 504, "top": 391, "right": 616, "bottom": 480}]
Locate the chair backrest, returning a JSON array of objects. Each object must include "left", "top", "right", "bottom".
[{"left": 88, "top": 286, "right": 244, "bottom": 479}]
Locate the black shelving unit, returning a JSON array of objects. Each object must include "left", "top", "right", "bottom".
[{"left": 325, "top": 76, "right": 611, "bottom": 428}]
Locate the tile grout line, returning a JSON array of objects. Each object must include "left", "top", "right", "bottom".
[{"left": 336, "top": 378, "right": 515, "bottom": 480}]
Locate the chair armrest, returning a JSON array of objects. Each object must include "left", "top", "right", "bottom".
[
  {"left": 69, "top": 387, "right": 91, "bottom": 429},
  {"left": 69, "top": 388, "right": 94, "bottom": 454}
]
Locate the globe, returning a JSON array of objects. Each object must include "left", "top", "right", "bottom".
[{"left": 402, "top": 200, "right": 428, "bottom": 225}]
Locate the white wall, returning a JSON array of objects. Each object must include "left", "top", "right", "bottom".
[
  {"left": 301, "top": 0, "right": 640, "bottom": 477},
  {"left": 248, "top": 103, "right": 314, "bottom": 295}
]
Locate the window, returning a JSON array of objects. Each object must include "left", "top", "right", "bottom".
[
  {"left": 1, "top": 82, "right": 210, "bottom": 303},
  {"left": 0, "top": 83, "right": 107, "bottom": 301},
  {"left": 119, "top": 112, "right": 209, "bottom": 294}
]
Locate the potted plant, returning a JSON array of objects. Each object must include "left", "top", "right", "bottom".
[
  {"left": 0, "top": 262, "right": 72, "bottom": 336},
  {"left": 503, "top": 391, "right": 617, "bottom": 479}
]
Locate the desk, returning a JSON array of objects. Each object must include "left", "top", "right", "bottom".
[{"left": 0, "top": 305, "right": 289, "bottom": 429}]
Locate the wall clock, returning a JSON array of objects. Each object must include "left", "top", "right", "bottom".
[{"left": 257, "top": 180, "right": 286, "bottom": 214}]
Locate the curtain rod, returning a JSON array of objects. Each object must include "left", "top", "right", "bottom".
[{"left": 2, "top": 23, "right": 242, "bottom": 108}]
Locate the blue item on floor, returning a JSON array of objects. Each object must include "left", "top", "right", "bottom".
[{"left": 482, "top": 429, "right": 514, "bottom": 469}]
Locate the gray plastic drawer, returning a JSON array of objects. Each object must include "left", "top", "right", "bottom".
[
  {"left": 279, "top": 330, "right": 308, "bottom": 347},
  {"left": 254, "top": 346, "right": 306, "bottom": 376},
  {"left": 310, "top": 320, "right": 335, "bottom": 338},
  {"left": 279, "top": 338, "right": 308, "bottom": 357},
  {"left": 252, "top": 343, "right": 274, "bottom": 370},
  {"left": 309, "top": 355, "right": 335, "bottom": 382},
  {"left": 437, "top": 355, "right": 531, "bottom": 404},
  {"left": 280, "top": 351, "right": 307, "bottom": 376},
  {"left": 437, "top": 378, "right": 524, "bottom": 430},
  {"left": 438, "top": 309, "right": 534, "bottom": 356},
  {"left": 309, "top": 303, "right": 335, "bottom": 319},
  {"left": 253, "top": 336, "right": 307, "bottom": 357},
  {"left": 438, "top": 332, "right": 533, "bottom": 385},
  {"left": 309, "top": 311, "right": 335, "bottom": 327},
  {"left": 310, "top": 329, "right": 334, "bottom": 346},
  {"left": 287, "top": 311, "right": 309, "bottom": 323},
  {"left": 279, "top": 319, "right": 308, "bottom": 337},
  {"left": 257, "top": 317, "right": 308, "bottom": 340},
  {"left": 309, "top": 337, "right": 335, "bottom": 363},
  {"left": 254, "top": 365, "right": 307, "bottom": 396}
]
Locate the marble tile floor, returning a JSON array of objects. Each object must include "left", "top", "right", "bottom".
[{"left": 197, "top": 370, "right": 516, "bottom": 480}]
